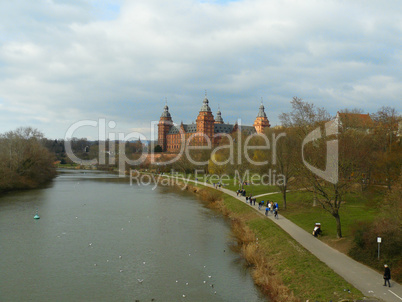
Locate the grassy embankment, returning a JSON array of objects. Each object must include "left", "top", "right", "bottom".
[
  {"left": 175, "top": 179, "right": 366, "bottom": 302},
  {"left": 253, "top": 190, "right": 381, "bottom": 251}
]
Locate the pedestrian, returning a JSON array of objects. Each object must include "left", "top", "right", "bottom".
[
  {"left": 259, "top": 200, "right": 263, "bottom": 210},
  {"left": 268, "top": 202, "right": 271, "bottom": 215},
  {"left": 249, "top": 196, "right": 253, "bottom": 205},
  {"left": 274, "top": 208, "right": 278, "bottom": 219},
  {"left": 265, "top": 207, "right": 269, "bottom": 216},
  {"left": 253, "top": 198, "right": 256, "bottom": 206},
  {"left": 383, "top": 264, "right": 391, "bottom": 287},
  {"left": 246, "top": 196, "right": 249, "bottom": 203}
]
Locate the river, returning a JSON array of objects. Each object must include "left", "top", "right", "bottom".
[{"left": 0, "top": 169, "right": 267, "bottom": 302}]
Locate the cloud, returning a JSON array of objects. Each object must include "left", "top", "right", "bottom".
[{"left": 0, "top": 0, "right": 401, "bottom": 139}]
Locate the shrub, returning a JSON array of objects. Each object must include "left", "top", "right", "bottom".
[{"left": 349, "top": 217, "right": 402, "bottom": 282}]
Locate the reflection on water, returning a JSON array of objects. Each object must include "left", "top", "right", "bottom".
[{"left": 0, "top": 169, "right": 267, "bottom": 301}]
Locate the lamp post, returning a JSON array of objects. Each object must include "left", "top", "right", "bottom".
[{"left": 377, "top": 237, "right": 382, "bottom": 260}]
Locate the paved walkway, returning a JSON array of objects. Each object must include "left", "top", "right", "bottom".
[{"left": 166, "top": 176, "right": 402, "bottom": 302}]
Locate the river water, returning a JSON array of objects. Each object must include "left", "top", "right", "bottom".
[{"left": 0, "top": 169, "right": 267, "bottom": 302}]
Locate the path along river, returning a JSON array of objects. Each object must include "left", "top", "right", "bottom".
[{"left": 0, "top": 169, "right": 267, "bottom": 302}]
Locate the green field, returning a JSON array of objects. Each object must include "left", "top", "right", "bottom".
[{"left": 254, "top": 189, "right": 384, "bottom": 240}]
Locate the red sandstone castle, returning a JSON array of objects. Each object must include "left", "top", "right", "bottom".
[{"left": 158, "top": 96, "right": 270, "bottom": 152}]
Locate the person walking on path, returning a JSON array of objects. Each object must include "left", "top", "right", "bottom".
[{"left": 383, "top": 264, "right": 391, "bottom": 287}]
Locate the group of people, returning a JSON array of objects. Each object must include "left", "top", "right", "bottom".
[
  {"left": 245, "top": 195, "right": 257, "bottom": 205},
  {"left": 236, "top": 189, "right": 247, "bottom": 196},
  {"left": 262, "top": 201, "right": 279, "bottom": 219},
  {"left": 237, "top": 188, "right": 280, "bottom": 220},
  {"left": 242, "top": 196, "right": 279, "bottom": 219}
]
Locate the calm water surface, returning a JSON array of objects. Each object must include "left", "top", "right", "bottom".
[{"left": 0, "top": 170, "right": 267, "bottom": 302}]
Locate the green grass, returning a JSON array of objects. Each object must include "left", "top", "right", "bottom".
[{"left": 255, "top": 189, "right": 384, "bottom": 239}]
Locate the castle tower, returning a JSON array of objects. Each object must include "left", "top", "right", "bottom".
[
  {"left": 253, "top": 102, "right": 270, "bottom": 133},
  {"left": 214, "top": 106, "right": 224, "bottom": 124},
  {"left": 196, "top": 96, "right": 215, "bottom": 144},
  {"left": 158, "top": 103, "right": 173, "bottom": 151}
]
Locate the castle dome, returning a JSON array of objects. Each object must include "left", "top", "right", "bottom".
[
  {"left": 200, "top": 97, "right": 211, "bottom": 112},
  {"left": 215, "top": 107, "right": 224, "bottom": 124},
  {"left": 161, "top": 104, "right": 171, "bottom": 118},
  {"left": 257, "top": 103, "right": 267, "bottom": 118}
]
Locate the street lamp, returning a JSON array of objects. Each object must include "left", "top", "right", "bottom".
[{"left": 377, "top": 237, "right": 382, "bottom": 260}]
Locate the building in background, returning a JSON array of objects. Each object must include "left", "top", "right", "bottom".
[{"left": 158, "top": 96, "right": 270, "bottom": 152}]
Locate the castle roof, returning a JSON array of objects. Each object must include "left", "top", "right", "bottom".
[
  {"left": 236, "top": 125, "right": 257, "bottom": 135},
  {"left": 167, "top": 123, "right": 256, "bottom": 135},
  {"left": 336, "top": 112, "right": 373, "bottom": 128},
  {"left": 167, "top": 123, "right": 198, "bottom": 134},
  {"left": 214, "top": 123, "right": 233, "bottom": 133}
]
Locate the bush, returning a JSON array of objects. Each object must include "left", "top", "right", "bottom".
[
  {"left": 349, "top": 217, "right": 402, "bottom": 282},
  {"left": 197, "top": 188, "right": 223, "bottom": 202}
]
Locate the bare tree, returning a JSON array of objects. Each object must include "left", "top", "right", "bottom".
[
  {"left": 268, "top": 127, "right": 300, "bottom": 209},
  {"left": 279, "top": 97, "right": 377, "bottom": 238}
]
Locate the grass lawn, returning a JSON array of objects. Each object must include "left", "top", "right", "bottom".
[{"left": 254, "top": 187, "right": 386, "bottom": 252}]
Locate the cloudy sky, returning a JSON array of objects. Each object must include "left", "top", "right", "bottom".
[{"left": 0, "top": 0, "right": 401, "bottom": 140}]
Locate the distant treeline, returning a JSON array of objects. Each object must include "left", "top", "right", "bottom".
[
  {"left": 42, "top": 137, "right": 146, "bottom": 167},
  {"left": 0, "top": 127, "right": 56, "bottom": 193}
]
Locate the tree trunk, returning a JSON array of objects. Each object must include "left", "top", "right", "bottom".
[
  {"left": 282, "top": 185, "right": 287, "bottom": 209},
  {"left": 333, "top": 212, "right": 342, "bottom": 238},
  {"left": 313, "top": 188, "right": 317, "bottom": 207}
]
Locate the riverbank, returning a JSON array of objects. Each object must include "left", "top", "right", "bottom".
[{"left": 160, "top": 176, "right": 365, "bottom": 302}]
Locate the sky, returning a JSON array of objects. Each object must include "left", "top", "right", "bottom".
[{"left": 0, "top": 0, "right": 401, "bottom": 140}]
